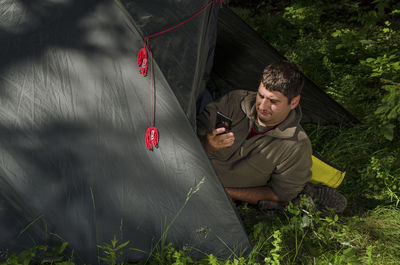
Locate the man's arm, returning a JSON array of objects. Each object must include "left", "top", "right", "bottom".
[
  {"left": 269, "top": 139, "right": 312, "bottom": 202},
  {"left": 225, "top": 186, "right": 285, "bottom": 205}
]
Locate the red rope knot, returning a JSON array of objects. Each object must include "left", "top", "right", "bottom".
[
  {"left": 137, "top": 47, "right": 148, "bottom": 76},
  {"left": 145, "top": 126, "right": 159, "bottom": 150}
]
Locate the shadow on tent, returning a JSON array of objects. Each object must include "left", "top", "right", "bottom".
[{"left": 0, "top": 0, "right": 252, "bottom": 263}]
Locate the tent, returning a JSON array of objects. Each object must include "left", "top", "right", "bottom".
[
  {"left": 0, "top": 0, "right": 250, "bottom": 263},
  {"left": 0, "top": 0, "right": 355, "bottom": 263}
]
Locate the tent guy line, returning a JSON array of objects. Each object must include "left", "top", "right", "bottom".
[{"left": 136, "top": 0, "right": 223, "bottom": 150}]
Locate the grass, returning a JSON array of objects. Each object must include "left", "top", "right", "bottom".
[
  {"left": 237, "top": 201, "right": 400, "bottom": 265},
  {"left": 3, "top": 194, "right": 400, "bottom": 264}
]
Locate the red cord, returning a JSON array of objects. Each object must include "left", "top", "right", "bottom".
[
  {"left": 145, "top": 0, "right": 221, "bottom": 40},
  {"left": 139, "top": 0, "right": 221, "bottom": 150},
  {"left": 144, "top": 39, "right": 154, "bottom": 127}
]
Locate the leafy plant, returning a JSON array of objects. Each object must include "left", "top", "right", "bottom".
[
  {"left": 359, "top": 155, "right": 400, "bottom": 198},
  {"left": 263, "top": 230, "right": 282, "bottom": 265},
  {"left": 97, "top": 236, "right": 130, "bottom": 265},
  {"left": 1, "top": 243, "right": 73, "bottom": 265}
]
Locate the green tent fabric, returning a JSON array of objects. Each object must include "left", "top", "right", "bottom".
[{"left": 0, "top": 0, "right": 251, "bottom": 263}]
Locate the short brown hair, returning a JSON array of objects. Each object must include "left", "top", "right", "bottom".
[{"left": 261, "top": 61, "right": 304, "bottom": 103}]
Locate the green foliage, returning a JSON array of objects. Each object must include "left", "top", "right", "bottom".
[
  {"left": 231, "top": 1, "right": 400, "bottom": 263},
  {"left": 358, "top": 18, "right": 400, "bottom": 140},
  {"left": 1, "top": 245, "right": 46, "bottom": 265},
  {"left": 1, "top": 243, "right": 74, "bottom": 265},
  {"left": 361, "top": 155, "right": 400, "bottom": 194},
  {"left": 97, "top": 236, "right": 130, "bottom": 265},
  {"left": 237, "top": 201, "right": 400, "bottom": 264},
  {"left": 348, "top": 206, "right": 400, "bottom": 264},
  {"left": 365, "top": 245, "right": 375, "bottom": 265},
  {"left": 303, "top": 122, "right": 400, "bottom": 200},
  {"left": 263, "top": 230, "right": 281, "bottom": 265},
  {"left": 284, "top": 3, "right": 323, "bottom": 32},
  {"left": 241, "top": 198, "right": 353, "bottom": 264}
]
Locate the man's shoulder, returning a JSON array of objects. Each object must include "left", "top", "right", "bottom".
[
  {"left": 277, "top": 125, "right": 312, "bottom": 155},
  {"left": 286, "top": 124, "right": 311, "bottom": 143},
  {"left": 297, "top": 126, "right": 311, "bottom": 143}
]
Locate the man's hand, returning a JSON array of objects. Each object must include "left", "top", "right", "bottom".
[{"left": 201, "top": 128, "right": 235, "bottom": 153}]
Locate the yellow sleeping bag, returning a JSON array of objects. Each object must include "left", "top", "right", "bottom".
[{"left": 310, "top": 154, "right": 345, "bottom": 188}]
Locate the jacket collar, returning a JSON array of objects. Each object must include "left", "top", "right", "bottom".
[{"left": 240, "top": 92, "right": 302, "bottom": 139}]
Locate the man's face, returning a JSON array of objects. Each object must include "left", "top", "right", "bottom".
[{"left": 255, "top": 82, "right": 300, "bottom": 127}]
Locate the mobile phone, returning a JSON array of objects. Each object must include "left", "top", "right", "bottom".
[{"left": 215, "top": 111, "right": 232, "bottom": 131}]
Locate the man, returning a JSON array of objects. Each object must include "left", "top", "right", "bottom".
[{"left": 197, "top": 61, "right": 346, "bottom": 211}]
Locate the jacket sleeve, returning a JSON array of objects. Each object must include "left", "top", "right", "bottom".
[{"left": 269, "top": 133, "right": 313, "bottom": 202}]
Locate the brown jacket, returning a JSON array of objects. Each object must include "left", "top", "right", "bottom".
[{"left": 197, "top": 90, "right": 312, "bottom": 201}]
